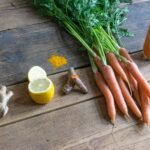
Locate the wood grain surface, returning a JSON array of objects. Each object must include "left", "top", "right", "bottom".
[
  {"left": 0, "top": 1, "right": 150, "bottom": 85},
  {"left": 0, "top": 67, "right": 99, "bottom": 126},
  {"left": 122, "top": 1, "right": 150, "bottom": 51},
  {"left": 0, "top": 51, "right": 149, "bottom": 127},
  {"left": 0, "top": 0, "right": 149, "bottom": 31},
  {"left": 0, "top": 23, "right": 87, "bottom": 85},
  {"left": 0, "top": 97, "right": 139, "bottom": 150},
  {"left": 0, "top": 1, "right": 150, "bottom": 150},
  {"left": 65, "top": 123, "right": 150, "bottom": 150}
]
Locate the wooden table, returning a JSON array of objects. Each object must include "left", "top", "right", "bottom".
[{"left": 0, "top": 0, "right": 150, "bottom": 149}]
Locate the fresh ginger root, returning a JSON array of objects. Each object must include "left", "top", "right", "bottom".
[{"left": 0, "top": 86, "right": 13, "bottom": 117}]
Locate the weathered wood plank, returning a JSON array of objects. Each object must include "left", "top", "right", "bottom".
[
  {"left": 65, "top": 123, "right": 150, "bottom": 150},
  {"left": 89, "top": 124, "right": 150, "bottom": 150},
  {"left": 0, "top": 0, "right": 149, "bottom": 10},
  {"left": 120, "top": 137, "right": 150, "bottom": 150},
  {"left": 65, "top": 144, "right": 90, "bottom": 150},
  {"left": 0, "top": 7, "right": 47, "bottom": 31},
  {"left": 133, "top": 0, "right": 150, "bottom": 3},
  {"left": 0, "top": 0, "right": 28, "bottom": 10},
  {"left": 0, "top": 98, "right": 138, "bottom": 150},
  {"left": 0, "top": 1, "right": 47, "bottom": 31},
  {"left": 0, "top": 51, "right": 149, "bottom": 127},
  {"left": 0, "top": 0, "right": 149, "bottom": 33},
  {"left": 0, "top": 67, "right": 99, "bottom": 126},
  {"left": 0, "top": 22, "right": 87, "bottom": 85},
  {"left": 0, "top": 0, "right": 148, "bottom": 10},
  {"left": 89, "top": 124, "right": 148, "bottom": 150},
  {"left": 122, "top": 1, "right": 150, "bottom": 52},
  {"left": 0, "top": 1, "right": 150, "bottom": 85}
]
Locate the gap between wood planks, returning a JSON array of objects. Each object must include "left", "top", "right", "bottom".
[
  {"left": 4, "top": 50, "right": 143, "bottom": 87},
  {"left": 0, "top": 96, "right": 99, "bottom": 128}
]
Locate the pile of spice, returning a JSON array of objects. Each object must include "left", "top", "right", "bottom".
[{"left": 48, "top": 55, "right": 67, "bottom": 68}]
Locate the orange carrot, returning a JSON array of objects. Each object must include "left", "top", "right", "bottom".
[
  {"left": 119, "top": 61, "right": 132, "bottom": 93},
  {"left": 143, "top": 26, "right": 150, "bottom": 60},
  {"left": 119, "top": 61, "right": 141, "bottom": 106},
  {"left": 140, "top": 88, "right": 150, "bottom": 126},
  {"left": 94, "top": 56, "right": 128, "bottom": 116},
  {"left": 117, "top": 76, "right": 142, "bottom": 119},
  {"left": 94, "top": 71, "right": 116, "bottom": 124},
  {"left": 106, "top": 52, "right": 128, "bottom": 82},
  {"left": 132, "top": 87, "right": 141, "bottom": 107},
  {"left": 119, "top": 48, "right": 133, "bottom": 62},
  {"left": 127, "top": 72, "right": 138, "bottom": 90},
  {"left": 127, "top": 72, "right": 141, "bottom": 107},
  {"left": 126, "top": 61, "right": 150, "bottom": 96},
  {"left": 94, "top": 56, "right": 104, "bottom": 69}
]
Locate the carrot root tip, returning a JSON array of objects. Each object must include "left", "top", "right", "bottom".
[
  {"left": 143, "top": 123, "right": 150, "bottom": 129},
  {"left": 139, "top": 117, "right": 143, "bottom": 121},
  {"left": 124, "top": 113, "right": 131, "bottom": 121},
  {"left": 111, "top": 118, "right": 116, "bottom": 126}
]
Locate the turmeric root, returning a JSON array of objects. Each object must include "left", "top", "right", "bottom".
[{"left": 63, "top": 67, "right": 88, "bottom": 94}]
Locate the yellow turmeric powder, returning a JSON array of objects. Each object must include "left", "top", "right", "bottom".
[{"left": 48, "top": 55, "right": 67, "bottom": 68}]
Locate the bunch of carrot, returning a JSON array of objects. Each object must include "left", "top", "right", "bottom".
[
  {"left": 65, "top": 20, "right": 150, "bottom": 125},
  {"left": 90, "top": 47, "right": 150, "bottom": 125},
  {"left": 33, "top": 0, "right": 150, "bottom": 125}
]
